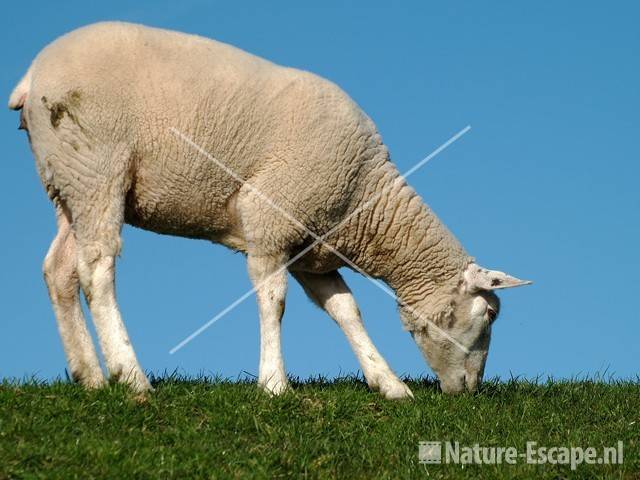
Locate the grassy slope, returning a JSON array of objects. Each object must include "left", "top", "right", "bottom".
[{"left": 0, "top": 377, "right": 638, "bottom": 479}]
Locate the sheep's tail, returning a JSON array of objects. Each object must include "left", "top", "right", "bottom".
[{"left": 8, "top": 67, "right": 32, "bottom": 111}]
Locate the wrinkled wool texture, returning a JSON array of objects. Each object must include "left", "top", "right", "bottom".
[{"left": 13, "top": 22, "right": 472, "bottom": 327}]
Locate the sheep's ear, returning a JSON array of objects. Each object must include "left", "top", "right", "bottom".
[{"left": 464, "top": 263, "right": 532, "bottom": 292}]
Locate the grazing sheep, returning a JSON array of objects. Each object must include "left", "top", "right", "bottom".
[{"left": 9, "top": 22, "right": 530, "bottom": 399}]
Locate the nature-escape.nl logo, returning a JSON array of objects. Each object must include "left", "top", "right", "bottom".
[{"left": 418, "top": 441, "right": 624, "bottom": 471}]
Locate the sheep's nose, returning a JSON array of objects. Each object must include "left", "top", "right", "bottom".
[{"left": 439, "top": 375, "right": 466, "bottom": 394}]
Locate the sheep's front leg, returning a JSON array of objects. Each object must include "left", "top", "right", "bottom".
[
  {"left": 293, "top": 270, "right": 413, "bottom": 400},
  {"left": 247, "top": 253, "right": 289, "bottom": 395}
]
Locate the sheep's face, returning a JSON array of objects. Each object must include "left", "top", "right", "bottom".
[{"left": 409, "top": 263, "right": 531, "bottom": 394}]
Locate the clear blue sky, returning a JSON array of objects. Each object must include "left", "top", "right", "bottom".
[{"left": 1, "top": 2, "right": 638, "bottom": 383}]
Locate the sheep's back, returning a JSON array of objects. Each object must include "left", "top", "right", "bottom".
[{"left": 26, "top": 22, "right": 389, "bottom": 251}]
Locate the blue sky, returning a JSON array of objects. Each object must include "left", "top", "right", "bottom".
[{"left": 1, "top": 2, "right": 638, "bottom": 383}]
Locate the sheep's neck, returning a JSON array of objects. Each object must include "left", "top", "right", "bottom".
[{"left": 341, "top": 164, "right": 470, "bottom": 306}]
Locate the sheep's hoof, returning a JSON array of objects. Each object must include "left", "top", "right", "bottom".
[
  {"left": 111, "top": 367, "right": 154, "bottom": 394},
  {"left": 128, "top": 375, "right": 154, "bottom": 394},
  {"left": 131, "top": 392, "right": 151, "bottom": 404},
  {"left": 76, "top": 372, "right": 106, "bottom": 389},
  {"left": 259, "top": 377, "right": 290, "bottom": 396},
  {"left": 378, "top": 378, "right": 414, "bottom": 401},
  {"left": 83, "top": 376, "right": 107, "bottom": 389}
]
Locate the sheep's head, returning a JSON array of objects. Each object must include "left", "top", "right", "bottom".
[{"left": 404, "top": 263, "right": 531, "bottom": 394}]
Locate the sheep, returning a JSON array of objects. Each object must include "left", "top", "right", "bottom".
[{"left": 9, "top": 22, "right": 530, "bottom": 399}]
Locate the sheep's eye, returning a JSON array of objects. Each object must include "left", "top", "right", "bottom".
[{"left": 487, "top": 307, "right": 498, "bottom": 322}]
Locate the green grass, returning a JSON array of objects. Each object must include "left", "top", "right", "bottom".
[{"left": 0, "top": 375, "right": 638, "bottom": 479}]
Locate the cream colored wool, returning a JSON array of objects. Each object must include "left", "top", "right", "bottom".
[{"left": 10, "top": 22, "right": 529, "bottom": 398}]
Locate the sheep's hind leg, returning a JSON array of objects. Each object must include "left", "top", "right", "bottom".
[
  {"left": 247, "top": 253, "right": 289, "bottom": 395},
  {"left": 72, "top": 189, "right": 151, "bottom": 393},
  {"left": 44, "top": 203, "right": 104, "bottom": 387},
  {"left": 292, "top": 270, "right": 413, "bottom": 400}
]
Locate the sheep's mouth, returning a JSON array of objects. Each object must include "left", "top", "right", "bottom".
[{"left": 438, "top": 372, "right": 482, "bottom": 394}]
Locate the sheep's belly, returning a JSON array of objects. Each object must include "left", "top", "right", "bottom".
[{"left": 123, "top": 170, "right": 248, "bottom": 250}]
